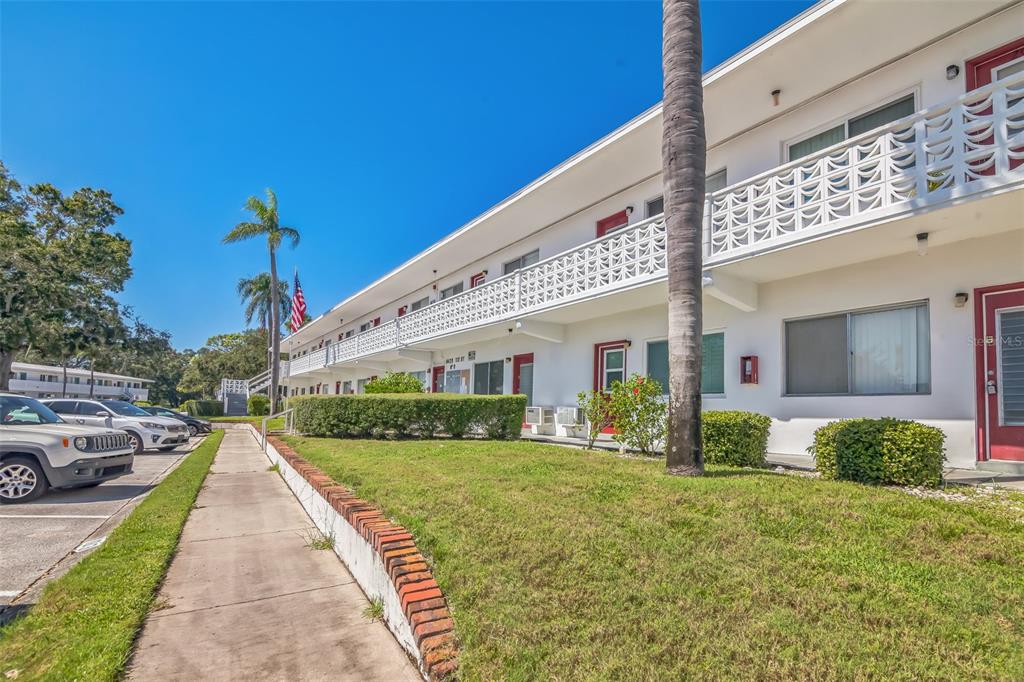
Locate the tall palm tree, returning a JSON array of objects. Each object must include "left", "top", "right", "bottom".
[
  {"left": 237, "top": 272, "right": 290, "bottom": 334},
  {"left": 237, "top": 272, "right": 290, "bottom": 372},
  {"left": 223, "top": 189, "right": 299, "bottom": 412},
  {"left": 662, "top": 0, "right": 706, "bottom": 475}
]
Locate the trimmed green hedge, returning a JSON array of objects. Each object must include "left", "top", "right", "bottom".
[
  {"left": 809, "top": 418, "right": 945, "bottom": 487},
  {"left": 247, "top": 394, "right": 270, "bottom": 416},
  {"left": 182, "top": 399, "right": 224, "bottom": 417},
  {"left": 293, "top": 393, "right": 527, "bottom": 440},
  {"left": 702, "top": 410, "right": 771, "bottom": 467}
]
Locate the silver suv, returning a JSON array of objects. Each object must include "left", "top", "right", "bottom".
[
  {"left": 43, "top": 399, "right": 190, "bottom": 454},
  {"left": 1, "top": 394, "right": 135, "bottom": 503}
]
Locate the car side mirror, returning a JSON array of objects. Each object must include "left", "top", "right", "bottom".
[{"left": 95, "top": 410, "right": 111, "bottom": 417}]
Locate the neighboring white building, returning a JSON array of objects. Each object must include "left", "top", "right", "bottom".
[
  {"left": 276, "top": 0, "right": 1024, "bottom": 472},
  {"left": 8, "top": 362, "right": 151, "bottom": 402}
]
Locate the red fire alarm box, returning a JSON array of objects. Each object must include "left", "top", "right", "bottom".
[{"left": 740, "top": 355, "right": 758, "bottom": 384}]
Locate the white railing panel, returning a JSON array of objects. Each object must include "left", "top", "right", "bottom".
[{"left": 706, "top": 71, "right": 1024, "bottom": 261}]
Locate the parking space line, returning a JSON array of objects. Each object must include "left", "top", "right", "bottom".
[{"left": 0, "top": 514, "right": 110, "bottom": 520}]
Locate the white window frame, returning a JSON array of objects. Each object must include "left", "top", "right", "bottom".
[
  {"left": 644, "top": 195, "right": 664, "bottom": 218},
  {"left": 782, "top": 300, "right": 931, "bottom": 397},
  {"left": 784, "top": 86, "right": 920, "bottom": 162},
  {"left": 601, "top": 346, "right": 626, "bottom": 391},
  {"left": 439, "top": 281, "right": 464, "bottom": 300},
  {"left": 503, "top": 249, "right": 540, "bottom": 275}
]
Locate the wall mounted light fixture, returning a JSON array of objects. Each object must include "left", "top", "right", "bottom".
[
  {"left": 946, "top": 64, "right": 960, "bottom": 80},
  {"left": 954, "top": 292, "right": 969, "bottom": 308},
  {"left": 771, "top": 89, "right": 781, "bottom": 106}
]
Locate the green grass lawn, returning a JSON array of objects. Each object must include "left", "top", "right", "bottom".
[
  {"left": 210, "top": 415, "right": 285, "bottom": 430},
  {"left": 0, "top": 430, "right": 225, "bottom": 680},
  {"left": 284, "top": 436, "right": 1024, "bottom": 680}
]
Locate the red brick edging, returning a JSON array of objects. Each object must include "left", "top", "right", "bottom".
[{"left": 267, "top": 436, "right": 458, "bottom": 680}]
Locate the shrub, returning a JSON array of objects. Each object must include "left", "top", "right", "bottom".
[
  {"left": 134, "top": 400, "right": 152, "bottom": 407},
  {"left": 702, "top": 411, "right": 771, "bottom": 467},
  {"left": 182, "top": 399, "right": 224, "bottom": 417},
  {"left": 247, "top": 394, "right": 270, "bottom": 416},
  {"left": 810, "top": 418, "right": 945, "bottom": 487},
  {"left": 292, "top": 393, "right": 527, "bottom": 440},
  {"left": 576, "top": 389, "right": 612, "bottom": 449},
  {"left": 364, "top": 372, "right": 425, "bottom": 394},
  {"left": 608, "top": 374, "right": 666, "bottom": 457}
]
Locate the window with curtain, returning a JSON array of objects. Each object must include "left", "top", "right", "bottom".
[
  {"left": 785, "top": 302, "right": 930, "bottom": 395},
  {"left": 646, "top": 332, "right": 725, "bottom": 396},
  {"left": 789, "top": 94, "right": 916, "bottom": 161}
]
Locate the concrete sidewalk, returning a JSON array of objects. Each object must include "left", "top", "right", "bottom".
[{"left": 128, "top": 428, "right": 420, "bottom": 681}]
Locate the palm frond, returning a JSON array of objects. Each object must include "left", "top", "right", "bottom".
[
  {"left": 222, "top": 221, "right": 266, "bottom": 244},
  {"left": 278, "top": 226, "right": 301, "bottom": 248}
]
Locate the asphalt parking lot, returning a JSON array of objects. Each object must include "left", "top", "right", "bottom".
[{"left": 0, "top": 437, "right": 204, "bottom": 622}]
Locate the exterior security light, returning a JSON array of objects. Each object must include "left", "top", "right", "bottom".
[
  {"left": 954, "top": 292, "right": 969, "bottom": 308},
  {"left": 771, "top": 89, "right": 781, "bottom": 106},
  {"left": 916, "top": 232, "right": 929, "bottom": 256},
  {"left": 946, "top": 64, "right": 960, "bottom": 80}
]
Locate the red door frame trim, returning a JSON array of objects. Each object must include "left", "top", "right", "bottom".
[
  {"left": 965, "top": 36, "right": 1024, "bottom": 90},
  {"left": 596, "top": 210, "right": 629, "bottom": 238},
  {"left": 973, "top": 280, "right": 1024, "bottom": 461},
  {"left": 470, "top": 272, "right": 486, "bottom": 288},
  {"left": 512, "top": 353, "right": 534, "bottom": 395},
  {"left": 593, "top": 341, "right": 629, "bottom": 391},
  {"left": 431, "top": 365, "right": 445, "bottom": 393}
]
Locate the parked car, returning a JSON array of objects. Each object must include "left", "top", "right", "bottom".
[
  {"left": 0, "top": 393, "right": 135, "bottom": 503},
  {"left": 140, "top": 406, "right": 211, "bottom": 437},
  {"left": 42, "top": 399, "right": 189, "bottom": 455}
]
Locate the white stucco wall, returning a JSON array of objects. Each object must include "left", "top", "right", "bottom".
[{"left": 291, "top": 228, "right": 1023, "bottom": 469}]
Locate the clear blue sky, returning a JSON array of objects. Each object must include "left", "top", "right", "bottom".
[{"left": 2, "top": 1, "right": 815, "bottom": 350}]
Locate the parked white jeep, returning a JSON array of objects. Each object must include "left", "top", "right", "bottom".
[
  {"left": 42, "top": 399, "right": 190, "bottom": 454},
  {"left": 0, "top": 393, "right": 135, "bottom": 504}
]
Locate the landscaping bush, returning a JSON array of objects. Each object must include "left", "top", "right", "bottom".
[
  {"left": 247, "top": 394, "right": 270, "bottom": 416},
  {"left": 608, "top": 374, "right": 666, "bottom": 456},
  {"left": 182, "top": 399, "right": 224, "bottom": 417},
  {"left": 702, "top": 410, "right": 771, "bottom": 467},
  {"left": 134, "top": 400, "right": 152, "bottom": 407},
  {"left": 576, "top": 389, "right": 612, "bottom": 449},
  {"left": 292, "top": 393, "right": 527, "bottom": 440},
  {"left": 364, "top": 371, "right": 425, "bottom": 394},
  {"left": 810, "top": 418, "right": 945, "bottom": 487}
]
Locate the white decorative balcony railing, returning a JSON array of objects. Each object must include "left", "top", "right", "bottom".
[
  {"left": 287, "top": 74, "right": 1024, "bottom": 380},
  {"left": 288, "top": 217, "right": 668, "bottom": 377},
  {"left": 706, "top": 70, "right": 1024, "bottom": 261}
]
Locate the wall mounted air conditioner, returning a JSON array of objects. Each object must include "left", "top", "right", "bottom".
[
  {"left": 525, "top": 406, "right": 554, "bottom": 426},
  {"left": 555, "top": 406, "right": 582, "bottom": 426}
]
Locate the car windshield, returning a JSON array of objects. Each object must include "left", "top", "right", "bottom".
[
  {"left": 101, "top": 400, "right": 150, "bottom": 417},
  {"left": 1, "top": 396, "right": 64, "bottom": 425}
]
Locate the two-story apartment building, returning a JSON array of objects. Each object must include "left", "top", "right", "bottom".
[
  {"left": 278, "top": 0, "right": 1024, "bottom": 472},
  {"left": 8, "top": 362, "right": 151, "bottom": 402}
]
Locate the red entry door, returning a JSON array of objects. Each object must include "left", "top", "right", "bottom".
[
  {"left": 976, "top": 282, "right": 1024, "bottom": 462},
  {"left": 431, "top": 366, "right": 445, "bottom": 393}
]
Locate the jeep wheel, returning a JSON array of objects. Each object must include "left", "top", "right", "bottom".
[
  {"left": 0, "top": 457, "right": 49, "bottom": 504},
  {"left": 187, "top": 424, "right": 198, "bottom": 437},
  {"left": 126, "top": 431, "right": 145, "bottom": 455}
]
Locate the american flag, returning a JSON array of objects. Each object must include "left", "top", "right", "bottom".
[{"left": 290, "top": 271, "right": 307, "bottom": 333}]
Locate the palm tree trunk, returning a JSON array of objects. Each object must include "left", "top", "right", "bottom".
[
  {"left": 663, "top": 0, "right": 706, "bottom": 475},
  {"left": 62, "top": 360, "right": 68, "bottom": 398},
  {"left": 90, "top": 359, "right": 95, "bottom": 398},
  {"left": 269, "top": 246, "right": 281, "bottom": 413}
]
